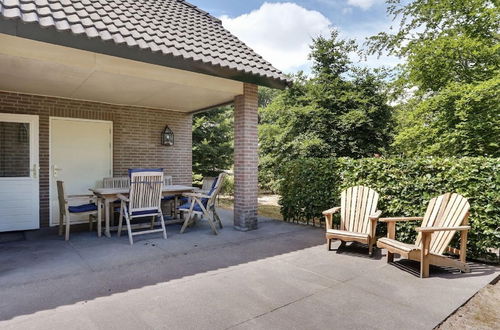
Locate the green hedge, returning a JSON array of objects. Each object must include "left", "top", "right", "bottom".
[{"left": 279, "top": 157, "right": 499, "bottom": 261}]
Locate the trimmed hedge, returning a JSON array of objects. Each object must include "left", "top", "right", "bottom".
[{"left": 279, "top": 157, "right": 499, "bottom": 261}]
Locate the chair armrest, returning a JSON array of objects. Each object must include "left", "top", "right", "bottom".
[
  {"left": 379, "top": 217, "right": 424, "bottom": 223},
  {"left": 117, "top": 194, "right": 129, "bottom": 202},
  {"left": 67, "top": 194, "right": 97, "bottom": 203},
  {"left": 369, "top": 210, "right": 382, "bottom": 221},
  {"left": 322, "top": 207, "right": 341, "bottom": 216},
  {"left": 67, "top": 194, "right": 95, "bottom": 199},
  {"left": 416, "top": 226, "right": 471, "bottom": 233},
  {"left": 183, "top": 192, "right": 211, "bottom": 199}
]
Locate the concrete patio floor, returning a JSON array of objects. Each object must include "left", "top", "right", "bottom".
[{"left": 0, "top": 209, "right": 498, "bottom": 329}]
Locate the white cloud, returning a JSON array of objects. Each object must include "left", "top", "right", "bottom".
[
  {"left": 347, "top": 0, "right": 376, "bottom": 10},
  {"left": 220, "top": 2, "right": 331, "bottom": 73}
]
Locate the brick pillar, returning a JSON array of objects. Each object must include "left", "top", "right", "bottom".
[{"left": 233, "top": 83, "right": 258, "bottom": 231}]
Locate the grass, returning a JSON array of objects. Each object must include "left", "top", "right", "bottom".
[{"left": 218, "top": 195, "right": 283, "bottom": 220}]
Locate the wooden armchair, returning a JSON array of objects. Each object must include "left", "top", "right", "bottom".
[
  {"left": 117, "top": 169, "right": 167, "bottom": 245},
  {"left": 56, "top": 180, "right": 100, "bottom": 241},
  {"left": 377, "top": 193, "right": 471, "bottom": 278},
  {"left": 323, "top": 186, "right": 382, "bottom": 256},
  {"left": 178, "top": 172, "right": 227, "bottom": 235}
]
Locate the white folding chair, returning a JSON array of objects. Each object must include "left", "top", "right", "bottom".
[{"left": 117, "top": 169, "right": 167, "bottom": 245}]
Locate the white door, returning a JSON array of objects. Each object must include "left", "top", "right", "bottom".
[
  {"left": 50, "top": 118, "right": 112, "bottom": 226},
  {"left": 0, "top": 114, "right": 39, "bottom": 232}
]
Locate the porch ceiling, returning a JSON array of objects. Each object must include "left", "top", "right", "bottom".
[{"left": 0, "top": 34, "right": 244, "bottom": 112}]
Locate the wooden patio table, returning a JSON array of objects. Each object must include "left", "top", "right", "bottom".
[{"left": 90, "top": 185, "right": 195, "bottom": 238}]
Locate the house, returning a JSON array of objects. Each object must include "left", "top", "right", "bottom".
[{"left": 0, "top": 0, "right": 288, "bottom": 233}]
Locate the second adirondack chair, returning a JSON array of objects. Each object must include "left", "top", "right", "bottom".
[
  {"left": 377, "top": 193, "right": 471, "bottom": 278},
  {"left": 323, "top": 186, "right": 382, "bottom": 256}
]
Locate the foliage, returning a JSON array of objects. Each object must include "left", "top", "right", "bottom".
[
  {"left": 279, "top": 157, "right": 500, "bottom": 260},
  {"left": 368, "top": 0, "right": 500, "bottom": 156},
  {"left": 393, "top": 76, "right": 500, "bottom": 156},
  {"left": 259, "top": 30, "right": 394, "bottom": 191},
  {"left": 192, "top": 106, "right": 233, "bottom": 177}
]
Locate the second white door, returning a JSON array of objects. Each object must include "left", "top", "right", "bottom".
[{"left": 50, "top": 118, "right": 113, "bottom": 226}]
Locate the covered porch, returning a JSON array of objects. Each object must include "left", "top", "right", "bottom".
[{"left": 0, "top": 31, "right": 266, "bottom": 233}]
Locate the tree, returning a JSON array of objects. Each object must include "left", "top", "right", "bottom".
[
  {"left": 259, "top": 30, "right": 394, "bottom": 191},
  {"left": 369, "top": 0, "right": 499, "bottom": 156},
  {"left": 192, "top": 106, "right": 233, "bottom": 178}
]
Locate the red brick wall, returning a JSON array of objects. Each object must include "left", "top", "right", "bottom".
[
  {"left": 233, "top": 83, "right": 258, "bottom": 231},
  {"left": 0, "top": 91, "right": 192, "bottom": 227}
]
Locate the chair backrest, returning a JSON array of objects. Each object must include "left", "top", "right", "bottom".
[
  {"left": 206, "top": 173, "right": 227, "bottom": 209},
  {"left": 56, "top": 180, "right": 67, "bottom": 214},
  {"left": 127, "top": 169, "right": 164, "bottom": 214},
  {"left": 340, "top": 186, "right": 379, "bottom": 234},
  {"left": 415, "top": 193, "right": 470, "bottom": 255},
  {"left": 103, "top": 177, "right": 130, "bottom": 188},
  {"left": 164, "top": 175, "right": 173, "bottom": 186},
  {"left": 201, "top": 177, "right": 216, "bottom": 193}
]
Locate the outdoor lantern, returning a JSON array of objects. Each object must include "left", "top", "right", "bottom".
[{"left": 161, "top": 125, "right": 174, "bottom": 146}]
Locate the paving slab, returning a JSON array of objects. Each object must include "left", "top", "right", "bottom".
[{"left": 0, "top": 209, "right": 498, "bottom": 329}]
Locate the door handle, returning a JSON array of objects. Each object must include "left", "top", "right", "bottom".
[
  {"left": 53, "top": 165, "right": 62, "bottom": 178},
  {"left": 31, "top": 164, "right": 39, "bottom": 179}
]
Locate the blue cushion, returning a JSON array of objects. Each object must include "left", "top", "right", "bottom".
[
  {"left": 116, "top": 204, "right": 160, "bottom": 217},
  {"left": 68, "top": 203, "right": 97, "bottom": 213},
  {"left": 178, "top": 201, "right": 205, "bottom": 212}
]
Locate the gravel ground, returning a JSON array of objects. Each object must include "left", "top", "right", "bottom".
[{"left": 437, "top": 280, "right": 500, "bottom": 329}]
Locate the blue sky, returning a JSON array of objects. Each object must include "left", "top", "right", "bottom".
[{"left": 188, "top": 1, "right": 399, "bottom": 73}]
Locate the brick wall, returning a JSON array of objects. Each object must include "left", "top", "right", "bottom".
[
  {"left": 0, "top": 91, "right": 192, "bottom": 227},
  {"left": 233, "top": 83, "right": 258, "bottom": 231}
]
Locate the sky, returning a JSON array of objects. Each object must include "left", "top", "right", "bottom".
[{"left": 188, "top": 0, "right": 401, "bottom": 74}]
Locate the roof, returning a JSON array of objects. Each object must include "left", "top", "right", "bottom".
[{"left": 0, "top": 0, "right": 289, "bottom": 89}]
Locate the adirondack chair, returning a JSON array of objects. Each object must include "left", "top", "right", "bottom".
[
  {"left": 377, "top": 193, "right": 471, "bottom": 278},
  {"left": 56, "top": 180, "right": 100, "bottom": 241},
  {"left": 117, "top": 169, "right": 167, "bottom": 245},
  {"left": 178, "top": 172, "right": 227, "bottom": 235},
  {"left": 323, "top": 186, "right": 382, "bottom": 255}
]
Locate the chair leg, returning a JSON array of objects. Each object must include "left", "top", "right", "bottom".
[
  {"left": 58, "top": 213, "right": 64, "bottom": 236},
  {"left": 150, "top": 216, "right": 155, "bottom": 229},
  {"left": 117, "top": 204, "right": 124, "bottom": 237},
  {"left": 89, "top": 215, "right": 93, "bottom": 232},
  {"left": 205, "top": 211, "right": 218, "bottom": 235},
  {"left": 368, "top": 243, "right": 373, "bottom": 256},
  {"left": 180, "top": 212, "right": 193, "bottom": 234},
  {"left": 124, "top": 213, "right": 133, "bottom": 245},
  {"left": 65, "top": 214, "right": 70, "bottom": 241},
  {"left": 213, "top": 208, "right": 223, "bottom": 228},
  {"left": 159, "top": 211, "right": 167, "bottom": 240}
]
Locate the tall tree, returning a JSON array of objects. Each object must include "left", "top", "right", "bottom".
[
  {"left": 259, "top": 30, "right": 394, "bottom": 191},
  {"left": 192, "top": 106, "right": 233, "bottom": 177},
  {"left": 369, "top": 0, "right": 499, "bottom": 156}
]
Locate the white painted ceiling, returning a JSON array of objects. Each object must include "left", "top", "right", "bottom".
[{"left": 0, "top": 34, "right": 244, "bottom": 112}]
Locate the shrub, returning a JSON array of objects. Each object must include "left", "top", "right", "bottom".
[{"left": 279, "top": 157, "right": 499, "bottom": 261}]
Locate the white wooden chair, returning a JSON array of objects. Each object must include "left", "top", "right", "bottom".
[
  {"left": 178, "top": 172, "right": 226, "bottom": 235},
  {"left": 117, "top": 169, "right": 167, "bottom": 245},
  {"left": 377, "top": 193, "right": 471, "bottom": 278},
  {"left": 103, "top": 177, "right": 130, "bottom": 188},
  {"left": 56, "top": 180, "right": 101, "bottom": 241},
  {"left": 323, "top": 186, "right": 382, "bottom": 255}
]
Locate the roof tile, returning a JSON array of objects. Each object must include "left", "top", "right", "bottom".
[{"left": 0, "top": 0, "right": 288, "bottom": 86}]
